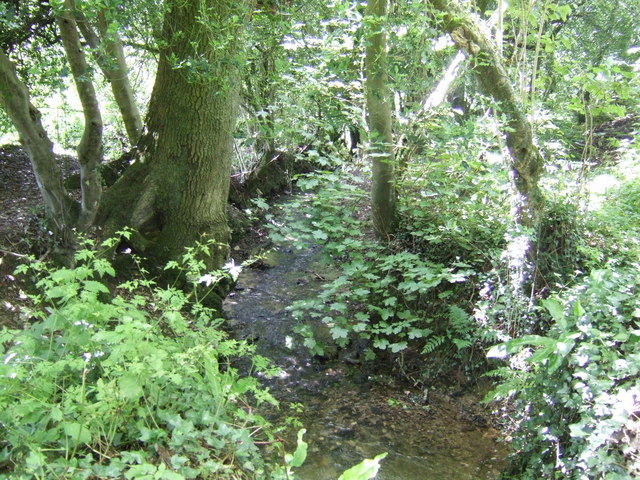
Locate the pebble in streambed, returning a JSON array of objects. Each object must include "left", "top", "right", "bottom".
[{"left": 223, "top": 245, "right": 505, "bottom": 479}]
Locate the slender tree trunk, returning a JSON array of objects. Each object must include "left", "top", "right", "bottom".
[
  {"left": 366, "top": 0, "right": 396, "bottom": 240},
  {"left": 0, "top": 50, "right": 74, "bottom": 234},
  {"left": 98, "top": 0, "right": 251, "bottom": 269},
  {"left": 75, "top": 7, "right": 143, "bottom": 145},
  {"left": 57, "top": 0, "right": 103, "bottom": 230},
  {"left": 429, "top": 0, "right": 545, "bottom": 229}
]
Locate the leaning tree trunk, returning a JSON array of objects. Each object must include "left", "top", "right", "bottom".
[
  {"left": 57, "top": 0, "right": 103, "bottom": 230},
  {"left": 98, "top": 0, "right": 250, "bottom": 269},
  {"left": 366, "top": 0, "right": 397, "bottom": 240},
  {"left": 0, "top": 50, "right": 75, "bottom": 236},
  {"left": 75, "top": 6, "right": 143, "bottom": 145},
  {"left": 430, "top": 0, "right": 545, "bottom": 229}
]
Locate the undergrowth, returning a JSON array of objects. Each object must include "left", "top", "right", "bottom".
[
  {"left": 267, "top": 165, "right": 505, "bottom": 381},
  {"left": 0, "top": 235, "right": 296, "bottom": 479},
  {"left": 485, "top": 168, "right": 640, "bottom": 479}
]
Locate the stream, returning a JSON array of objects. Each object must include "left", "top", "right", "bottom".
[{"left": 224, "top": 237, "right": 505, "bottom": 479}]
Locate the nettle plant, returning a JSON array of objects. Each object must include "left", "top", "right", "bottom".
[
  {"left": 486, "top": 267, "right": 640, "bottom": 479},
  {"left": 269, "top": 170, "right": 484, "bottom": 368},
  {"left": 0, "top": 235, "right": 304, "bottom": 480}
]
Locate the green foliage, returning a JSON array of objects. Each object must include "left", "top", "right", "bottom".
[
  {"left": 486, "top": 267, "right": 640, "bottom": 479},
  {"left": 536, "top": 198, "right": 583, "bottom": 288},
  {"left": 270, "top": 168, "right": 488, "bottom": 371},
  {"left": 582, "top": 177, "right": 640, "bottom": 270},
  {"left": 396, "top": 118, "right": 510, "bottom": 268},
  {"left": 0, "top": 239, "right": 297, "bottom": 479}
]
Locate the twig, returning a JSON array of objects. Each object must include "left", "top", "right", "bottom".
[{"left": 0, "top": 247, "right": 29, "bottom": 258}]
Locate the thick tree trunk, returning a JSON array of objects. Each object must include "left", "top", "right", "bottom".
[
  {"left": 366, "top": 0, "right": 397, "bottom": 240},
  {"left": 57, "top": 0, "right": 103, "bottom": 230},
  {"left": 98, "top": 0, "right": 250, "bottom": 269},
  {"left": 75, "top": 7, "right": 143, "bottom": 145},
  {"left": 430, "top": 0, "right": 545, "bottom": 228},
  {"left": 0, "top": 50, "right": 75, "bottom": 235}
]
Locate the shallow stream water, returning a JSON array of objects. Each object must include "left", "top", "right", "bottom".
[{"left": 224, "top": 241, "right": 505, "bottom": 479}]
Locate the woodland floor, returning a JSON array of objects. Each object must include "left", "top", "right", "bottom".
[{"left": 0, "top": 145, "right": 48, "bottom": 329}]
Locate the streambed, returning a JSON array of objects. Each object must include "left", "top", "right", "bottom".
[{"left": 224, "top": 241, "right": 505, "bottom": 479}]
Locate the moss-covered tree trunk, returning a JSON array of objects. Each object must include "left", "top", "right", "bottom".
[
  {"left": 366, "top": 0, "right": 397, "bottom": 240},
  {"left": 430, "top": 0, "right": 545, "bottom": 229},
  {"left": 98, "top": 0, "right": 250, "bottom": 269}
]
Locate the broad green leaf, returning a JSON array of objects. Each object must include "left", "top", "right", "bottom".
[
  {"left": 312, "top": 230, "right": 328, "bottom": 241},
  {"left": 155, "top": 463, "right": 185, "bottom": 479},
  {"left": 389, "top": 342, "right": 407, "bottom": 353},
  {"left": 83, "top": 280, "right": 110, "bottom": 294},
  {"left": 557, "top": 4, "right": 571, "bottom": 21},
  {"left": 63, "top": 422, "right": 91, "bottom": 445},
  {"left": 286, "top": 429, "right": 308, "bottom": 468},
  {"left": 331, "top": 326, "right": 349, "bottom": 339},
  {"left": 50, "top": 407, "right": 63, "bottom": 422},
  {"left": 125, "top": 463, "right": 156, "bottom": 479},
  {"left": 338, "top": 453, "right": 388, "bottom": 480},
  {"left": 51, "top": 268, "right": 75, "bottom": 283},
  {"left": 119, "top": 374, "right": 144, "bottom": 400},
  {"left": 543, "top": 298, "right": 567, "bottom": 330},
  {"left": 94, "top": 259, "right": 116, "bottom": 277},
  {"left": 373, "top": 338, "right": 389, "bottom": 350},
  {"left": 26, "top": 450, "right": 46, "bottom": 469}
]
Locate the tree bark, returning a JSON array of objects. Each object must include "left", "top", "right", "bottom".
[
  {"left": 98, "top": 0, "right": 251, "bottom": 269},
  {"left": 366, "top": 0, "right": 397, "bottom": 240},
  {"left": 74, "top": 7, "right": 143, "bottom": 145},
  {"left": 0, "top": 50, "right": 74, "bottom": 235},
  {"left": 429, "top": 0, "right": 545, "bottom": 228},
  {"left": 56, "top": 0, "right": 103, "bottom": 230}
]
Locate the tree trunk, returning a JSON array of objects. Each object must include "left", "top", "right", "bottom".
[
  {"left": 365, "top": 0, "right": 397, "bottom": 240},
  {"left": 429, "top": 0, "right": 545, "bottom": 229},
  {"left": 57, "top": 0, "right": 103, "bottom": 230},
  {"left": 98, "top": 0, "right": 250, "bottom": 269},
  {"left": 0, "top": 50, "right": 75, "bottom": 235},
  {"left": 74, "top": 6, "right": 143, "bottom": 145}
]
